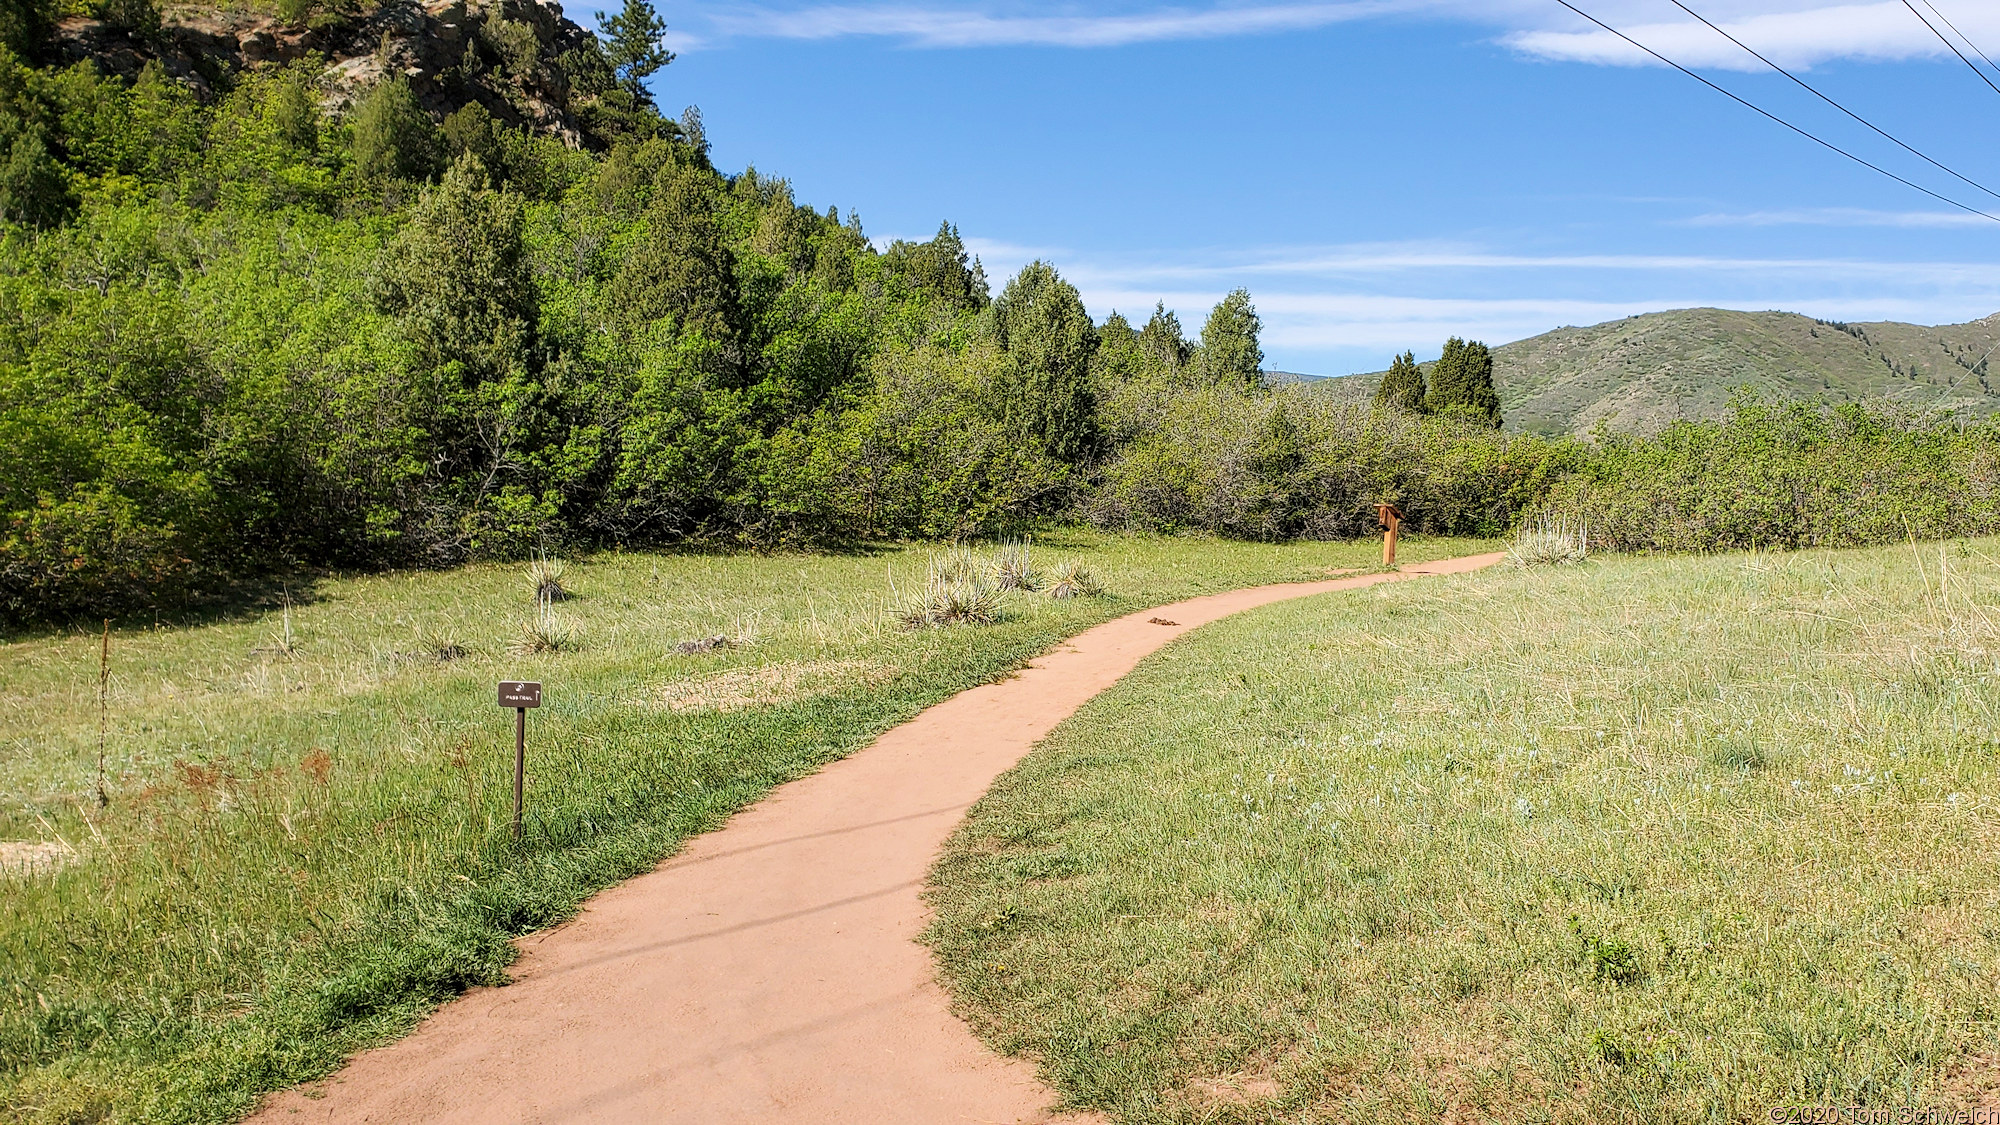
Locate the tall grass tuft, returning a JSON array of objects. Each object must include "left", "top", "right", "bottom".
[
  {"left": 510, "top": 600, "right": 576, "bottom": 655},
  {"left": 1508, "top": 514, "right": 1588, "bottom": 568},
  {"left": 407, "top": 624, "right": 469, "bottom": 663},
  {"left": 1046, "top": 560, "right": 1103, "bottom": 599},
  {"left": 992, "top": 540, "right": 1042, "bottom": 591},
  {"left": 526, "top": 555, "right": 570, "bottom": 604},
  {"left": 929, "top": 543, "right": 981, "bottom": 584}
]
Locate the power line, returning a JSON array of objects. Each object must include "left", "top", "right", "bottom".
[
  {"left": 1667, "top": 0, "right": 2000, "bottom": 205},
  {"left": 1902, "top": 0, "right": 2000, "bottom": 100},
  {"left": 1552, "top": 0, "right": 2000, "bottom": 224},
  {"left": 1917, "top": 0, "right": 2000, "bottom": 83}
]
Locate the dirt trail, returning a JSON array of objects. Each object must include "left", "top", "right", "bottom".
[{"left": 254, "top": 552, "right": 1505, "bottom": 1124}]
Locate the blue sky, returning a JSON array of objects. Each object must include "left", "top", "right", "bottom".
[{"left": 613, "top": 1, "right": 2000, "bottom": 374}]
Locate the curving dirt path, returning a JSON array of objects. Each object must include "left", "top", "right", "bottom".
[{"left": 254, "top": 552, "right": 1505, "bottom": 1124}]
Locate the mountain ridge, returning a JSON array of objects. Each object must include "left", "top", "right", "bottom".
[{"left": 1327, "top": 306, "right": 2000, "bottom": 434}]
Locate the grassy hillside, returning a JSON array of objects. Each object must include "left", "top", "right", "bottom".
[
  {"left": 928, "top": 541, "right": 2000, "bottom": 1122},
  {"left": 1334, "top": 307, "right": 2000, "bottom": 434},
  {"left": 0, "top": 534, "right": 1498, "bottom": 1123}
]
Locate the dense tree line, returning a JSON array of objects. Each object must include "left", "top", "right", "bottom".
[
  {"left": 3, "top": 8, "right": 1996, "bottom": 625},
  {"left": 0, "top": 13, "right": 1291, "bottom": 622}
]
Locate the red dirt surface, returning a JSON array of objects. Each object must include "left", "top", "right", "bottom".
[{"left": 253, "top": 552, "right": 1505, "bottom": 1124}]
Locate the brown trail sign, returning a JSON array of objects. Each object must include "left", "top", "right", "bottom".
[
  {"left": 1375, "top": 503, "right": 1404, "bottom": 566},
  {"left": 498, "top": 681, "right": 542, "bottom": 839}
]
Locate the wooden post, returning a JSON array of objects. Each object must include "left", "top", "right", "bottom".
[
  {"left": 95, "top": 619, "right": 109, "bottom": 808},
  {"left": 1375, "top": 503, "right": 1404, "bottom": 566},
  {"left": 513, "top": 706, "right": 526, "bottom": 841},
  {"left": 496, "top": 681, "right": 543, "bottom": 842}
]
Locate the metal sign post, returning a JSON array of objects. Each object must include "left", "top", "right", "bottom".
[
  {"left": 1375, "top": 503, "right": 1405, "bottom": 566},
  {"left": 497, "top": 681, "right": 542, "bottom": 839}
]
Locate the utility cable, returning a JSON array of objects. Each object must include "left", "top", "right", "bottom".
[
  {"left": 1902, "top": 0, "right": 2000, "bottom": 100},
  {"left": 1916, "top": 0, "right": 2000, "bottom": 83},
  {"left": 1553, "top": 0, "right": 2000, "bottom": 224},
  {"left": 1667, "top": 0, "right": 2000, "bottom": 204}
]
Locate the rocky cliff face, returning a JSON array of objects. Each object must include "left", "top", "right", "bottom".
[{"left": 55, "top": 0, "right": 608, "bottom": 147}]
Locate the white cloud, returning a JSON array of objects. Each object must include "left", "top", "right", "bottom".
[
  {"left": 672, "top": 0, "right": 2000, "bottom": 71},
  {"left": 1506, "top": 2, "right": 2000, "bottom": 71},
  {"left": 1682, "top": 206, "right": 1998, "bottom": 227},
  {"left": 1003, "top": 240, "right": 2000, "bottom": 289},
  {"left": 706, "top": 1, "right": 1398, "bottom": 48},
  {"left": 946, "top": 236, "right": 2000, "bottom": 370}
]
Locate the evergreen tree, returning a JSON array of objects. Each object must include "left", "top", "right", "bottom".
[
  {"left": 882, "top": 220, "right": 988, "bottom": 312},
  {"left": 0, "top": 131, "right": 69, "bottom": 226},
  {"left": 609, "top": 162, "right": 743, "bottom": 371},
  {"left": 0, "top": 0, "right": 51, "bottom": 60},
  {"left": 1138, "top": 302, "right": 1188, "bottom": 370},
  {"left": 597, "top": 0, "right": 672, "bottom": 105},
  {"left": 1197, "top": 288, "right": 1262, "bottom": 386},
  {"left": 1374, "top": 350, "right": 1425, "bottom": 414},
  {"left": 1098, "top": 311, "right": 1136, "bottom": 349},
  {"left": 1423, "top": 336, "right": 1501, "bottom": 426},
  {"left": 994, "top": 260, "right": 1098, "bottom": 464},
  {"left": 375, "top": 153, "right": 534, "bottom": 381},
  {"left": 350, "top": 77, "right": 440, "bottom": 183}
]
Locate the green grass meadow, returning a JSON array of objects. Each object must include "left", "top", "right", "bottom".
[
  {"left": 927, "top": 541, "right": 2000, "bottom": 1123},
  {"left": 0, "top": 532, "right": 1489, "bottom": 1124}
]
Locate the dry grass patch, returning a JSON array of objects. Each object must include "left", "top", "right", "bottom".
[{"left": 654, "top": 659, "right": 895, "bottom": 713}]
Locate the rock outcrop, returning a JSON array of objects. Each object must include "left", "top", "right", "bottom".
[{"left": 54, "top": 0, "right": 609, "bottom": 147}]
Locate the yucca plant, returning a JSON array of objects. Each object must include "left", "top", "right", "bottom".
[
  {"left": 1508, "top": 515, "right": 1589, "bottom": 568},
  {"left": 898, "top": 575, "right": 1004, "bottom": 629},
  {"left": 992, "top": 539, "right": 1042, "bottom": 591},
  {"left": 526, "top": 554, "right": 569, "bottom": 603},
  {"left": 898, "top": 550, "right": 1005, "bottom": 628},
  {"left": 928, "top": 543, "right": 981, "bottom": 584},
  {"left": 510, "top": 600, "right": 577, "bottom": 655},
  {"left": 1046, "top": 559, "right": 1103, "bottom": 599}
]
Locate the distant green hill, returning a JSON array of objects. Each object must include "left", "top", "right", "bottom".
[{"left": 1328, "top": 307, "right": 2000, "bottom": 434}]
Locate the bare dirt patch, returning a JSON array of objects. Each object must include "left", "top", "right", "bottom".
[{"left": 0, "top": 842, "right": 76, "bottom": 877}]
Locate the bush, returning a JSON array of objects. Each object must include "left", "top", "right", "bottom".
[
  {"left": 1541, "top": 398, "right": 2000, "bottom": 552},
  {"left": 1089, "top": 385, "right": 1583, "bottom": 540}
]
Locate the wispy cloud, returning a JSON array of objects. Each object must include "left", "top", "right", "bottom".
[
  {"left": 705, "top": 1, "right": 1398, "bottom": 48},
  {"left": 1682, "top": 207, "right": 1998, "bottom": 228},
  {"left": 1001, "top": 241, "right": 2000, "bottom": 289},
  {"left": 1507, "top": 2, "right": 2000, "bottom": 71},
  {"left": 948, "top": 235, "right": 2000, "bottom": 369},
  {"left": 672, "top": 0, "right": 2000, "bottom": 69}
]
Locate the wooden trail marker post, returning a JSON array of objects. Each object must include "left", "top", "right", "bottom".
[
  {"left": 1376, "top": 503, "right": 1404, "bottom": 566},
  {"left": 497, "top": 681, "right": 542, "bottom": 839}
]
